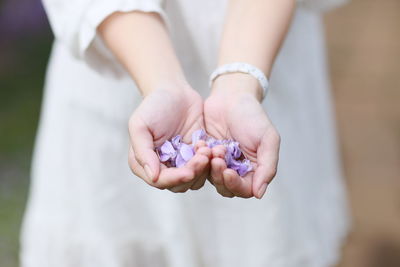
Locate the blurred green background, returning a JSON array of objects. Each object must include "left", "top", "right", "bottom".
[{"left": 0, "top": 0, "right": 52, "bottom": 265}]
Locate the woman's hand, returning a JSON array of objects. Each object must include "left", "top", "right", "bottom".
[
  {"left": 204, "top": 74, "right": 280, "bottom": 199},
  {"left": 99, "top": 12, "right": 212, "bottom": 192},
  {"left": 128, "top": 85, "right": 211, "bottom": 192}
]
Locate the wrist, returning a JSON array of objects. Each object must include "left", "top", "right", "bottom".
[
  {"left": 140, "top": 76, "right": 192, "bottom": 98},
  {"left": 211, "top": 73, "right": 264, "bottom": 102}
]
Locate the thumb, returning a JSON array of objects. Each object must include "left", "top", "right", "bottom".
[
  {"left": 252, "top": 131, "right": 280, "bottom": 199},
  {"left": 129, "top": 116, "right": 160, "bottom": 182}
]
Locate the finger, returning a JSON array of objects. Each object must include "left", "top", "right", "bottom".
[
  {"left": 212, "top": 145, "right": 226, "bottom": 159},
  {"left": 194, "top": 140, "right": 207, "bottom": 152},
  {"left": 223, "top": 169, "right": 253, "bottom": 198},
  {"left": 191, "top": 175, "right": 207, "bottom": 190},
  {"left": 168, "top": 167, "right": 208, "bottom": 192},
  {"left": 252, "top": 131, "right": 281, "bottom": 199},
  {"left": 157, "top": 167, "right": 195, "bottom": 189},
  {"left": 131, "top": 144, "right": 195, "bottom": 189},
  {"left": 211, "top": 157, "right": 234, "bottom": 198},
  {"left": 128, "top": 146, "right": 148, "bottom": 181},
  {"left": 190, "top": 147, "right": 212, "bottom": 190},
  {"left": 170, "top": 145, "right": 211, "bottom": 192},
  {"left": 167, "top": 151, "right": 209, "bottom": 193},
  {"left": 216, "top": 186, "right": 235, "bottom": 198},
  {"left": 128, "top": 115, "right": 160, "bottom": 182},
  {"left": 184, "top": 153, "right": 209, "bottom": 187},
  {"left": 129, "top": 146, "right": 166, "bottom": 189},
  {"left": 168, "top": 181, "right": 194, "bottom": 193},
  {"left": 185, "top": 148, "right": 210, "bottom": 176},
  {"left": 195, "top": 145, "right": 212, "bottom": 159},
  {"left": 210, "top": 157, "right": 226, "bottom": 186}
]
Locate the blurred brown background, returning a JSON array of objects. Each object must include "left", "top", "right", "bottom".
[
  {"left": 0, "top": 0, "right": 399, "bottom": 266},
  {"left": 326, "top": 0, "right": 400, "bottom": 266}
]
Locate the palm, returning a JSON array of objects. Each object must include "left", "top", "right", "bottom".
[
  {"left": 128, "top": 88, "right": 211, "bottom": 192},
  {"left": 137, "top": 89, "right": 204, "bottom": 146},
  {"left": 204, "top": 92, "right": 280, "bottom": 198}
]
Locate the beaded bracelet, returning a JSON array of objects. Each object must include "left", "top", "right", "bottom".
[{"left": 209, "top": 62, "right": 269, "bottom": 99}]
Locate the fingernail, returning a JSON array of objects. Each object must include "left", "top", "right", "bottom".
[
  {"left": 144, "top": 164, "right": 154, "bottom": 181},
  {"left": 257, "top": 183, "right": 268, "bottom": 199}
]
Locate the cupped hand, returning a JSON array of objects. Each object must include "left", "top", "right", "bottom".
[
  {"left": 128, "top": 86, "right": 211, "bottom": 192},
  {"left": 204, "top": 74, "right": 280, "bottom": 199}
]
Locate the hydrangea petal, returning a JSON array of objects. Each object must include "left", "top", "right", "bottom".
[
  {"left": 179, "top": 143, "right": 194, "bottom": 161},
  {"left": 157, "top": 129, "right": 252, "bottom": 176},
  {"left": 175, "top": 153, "right": 186, "bottom": 168},
  {"left": 160, "top": 141, "right": 175, "bottom": 155},
  {"left": 191, "top": 129, "right": 207, "bottom": 145},
  {"left": 206, "top": 137, "right": 222, "bottom": 148},
  {"left": 227, "top": 141, "right": 241, "bottom": 159},
  {"left": 171, "top": 135, "right": 182, "bottom": 149},
  {"left": 159, "top": 153, "right": 171, "bottom": 162},
  {"left": 237, "top": 163, "right": 250, "bottom": 176}
]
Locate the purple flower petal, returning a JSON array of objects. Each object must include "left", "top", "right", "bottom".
[
  {"left": 226, "top": 141, "right": 241, "bottom": 159},
  {"left": 159, "top": 140, "right": 177, "bottom": 162},
  {"left": 175, "top": 153, "right": 186, "bottom": 168},
  {"left": 156, "top": 130, "right": 252, "bottom": 176},
  {"left": 179, "top": 143, "right": 194, "bottom": 161},
  {"left": 225, "top": 156, "right": 252, "bottom": 176},
  {"left": 171, "top": 135, "right": 182, "bottom": 149},
  {"left": 159, "top": 153, "right": 171, "bottom": 162},
  {"left": 237, "top": 161, "right": 252, "bottom": 176},
  {"left": 174, "top": 143, "right": 194, "bottom": 168},
  {"left": 160, "top": 141, "right": 175, "bottom": 155},
  {"left": 191, "top": 129, "right": 207, "bottom": 145},
  {"left": 225, "top": 150, "right": 233, "bottom": 166},
  {"left": 206, "top": 137, "right": 222, "bottom": 148}
]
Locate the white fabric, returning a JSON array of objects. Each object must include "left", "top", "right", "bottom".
[{"left": 21, "top": 0, "right": 349, "bottom": 266}]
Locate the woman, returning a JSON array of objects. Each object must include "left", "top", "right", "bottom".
[{"left": 21, "top": 0, "right": 349, "bottom": 266}]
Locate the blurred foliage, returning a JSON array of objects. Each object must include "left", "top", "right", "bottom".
[
  {"left": 0, "top": 31, "right": 53, "bottom": 266},
  {"left": 0, "top": 35, "right": 51, "bottom": 158}
]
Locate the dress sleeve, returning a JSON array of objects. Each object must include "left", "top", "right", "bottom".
[
  {"left": 42, "top": 0, "right": 167, "bottom": 76},
  {"left": 297, "top": 0, "right": 349, "bottom": 12}
]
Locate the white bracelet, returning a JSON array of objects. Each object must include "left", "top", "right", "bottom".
[{"left": 209, "top": 62, "right": 269, "bottom": 99}]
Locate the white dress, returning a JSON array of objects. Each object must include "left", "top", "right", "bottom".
[{"left": 21, "top": 0, "right": 349, "bottom": 266}]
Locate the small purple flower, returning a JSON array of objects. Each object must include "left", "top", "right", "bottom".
[
  {"left": 226, "top": 141, "right": 242, "bottom": 159},
  {"left": 175, "top": 143, "right": 194, "bottom": 167},
  {"left": 227, "top": 158, "right": 252, "bottom": 176},
  {"left": 171, "top": 135, "right": 182, "bottom": 149},
  {"left": 156, "top": 129, "right": 252, "bottom": 176},
  {"left": 159, "top": 141, "right": 177, "bottom": 162}
]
